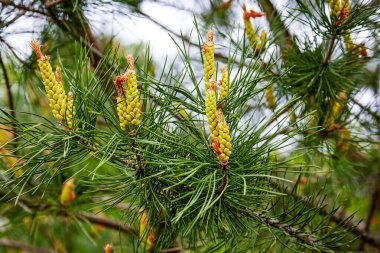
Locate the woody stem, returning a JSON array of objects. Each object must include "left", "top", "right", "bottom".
[
  {"left": 323, "top": 33, "right": 337, "bottom": 66},
  {"left": 217, "top": 164, "right": 228, "bottom": 194}
]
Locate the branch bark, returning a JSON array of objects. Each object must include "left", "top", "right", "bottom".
[
  {"left": 75, "top": 211, "right": 139, "bottom": 237},
  {"left": 0, "top": 238, "right": 59, "bottom": 253},
  {"left": 351, "top": 97, "right": 380, "bottom": 123},
  {"left": 270, "top": 179, "right": 380, "bottom": 248},
  {"left": 0, "top": 0, "right": 46, "bottom": 15},
  {"left": 323, "top": 34, "right": 336, "bottom": 66},
  {"left": 254, "top": 212, "right": 323, "bottom": 247}
]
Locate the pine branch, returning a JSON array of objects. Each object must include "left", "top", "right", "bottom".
[
  {"left": 351, "top": 97, "right": 380, "bottom": 123},
  {"left": 74, "top": 211, "right": 139, "bottom": 236},
  {"left": 270, "top": 180, "right": 380, "bottom": 249},
  {"left": 323, "top": 34, "right": 336, "bottom": 66},
  {"left": 0, "top": 0, "right": 46, "bottom": 15},
  {"left": 45, "top": 3, "right": 102, "bottom": 66},
  {"left": 0, "top": 238, "right": 59, "bottom": 253},
  {"left": 44, "top": 0, "right": 63, "bottom": 8},
  {"left": 16, "top": 200, "right": 139, "bottom": 237},
  {"left": 0, "top": 9, "right": 26, "bottom": 29},
  {"left": 0, "top": 37, "right": 30, "bottom": 67},
  {"left": 216, "top": 164, "right": 227, "bottom": 194},
  {"left": 254, "top": 212, "right": 323, "bottom": 247}
]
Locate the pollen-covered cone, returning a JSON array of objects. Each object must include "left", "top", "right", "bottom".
[
  {"left": 216, "top": 110, "right": 231, "bottom": 164},
  {"left": 341, "top": 0, "right": 350, "bottom": 16},
  {"left": 48, "top": 68, "right": 67, "bottom": 123},
  {"left": 219, "top": 66, "right": 229, "bottom": 104},
  {"left": 60, "top": 178, "right": 75, "bottom": 206},
  {"left": 243, "top": 17, "right": 258, "bottom": 48},
  {"left": 125, "top": 55, "right": 141, "bottom": 127},
  {"left": 242, "top": 3, "right": 264, "bottom": 50},
  {"left": 203, "top": 30, "right": 215, "bottom": 87},
  {"left": 343, "top": 31, "right": 353, "bottom": 51},
  {"left": 114, "top": 75, "right": 128, "bottom": 131},
  {"left": 329, "top": 0, "right": 341, "bottom": 18},
  {"left": 205, "top": 79, "right": 218, "bottom": 138},
  {"left": 258, "top": 29, "right": 267, "bottom": 52},
  {"left": 264, "top": 83, "right": 276, "bottom": 109},
  {"left": 117, "top": 97, "right": 128, "bottom": 131},
  {"left": 66, "top": 91, "right": 76, "bottom": 129},
  {"left": 30, "top": 40, "right": 67, "bottom": 123},
  {"left": 139, "top": 211, "right": 155, "bottom": 251}
]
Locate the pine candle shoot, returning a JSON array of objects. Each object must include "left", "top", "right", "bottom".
[
  {"left": 202, "top": 29, "right": 215, "bottom": 89},
  {"left": 258, "top": 29, "right": 267, "bottom": 52},
  {"left": 66, "top": 91, "right": 76, "bottom": 129},
  {"left": 242, "top": 3, "right": 265, "bottom": 52},
  {"left": 30, "top": 40, "right": 68, "bottom": 124},
  {"left": 205, "top": 78, "right": 218, "bottom": 139},
  {"left": 329, "top": 0, "right": 353, "bottom": 51},
  {"left": 55, "top": 67, "right": 76, "bottom": 129},
  {"left": 124, "top": 55, "right": 141, "bottom": 127},
  {"left": 114, "top": 75, "right": 128, "bottom": 131},
  {"left": 215, "top": 110, "right": 231, "bottom": 164},
  {"left": 218, "top": 66, "right": 229, "bottom": 107},
  {"left": 264, "top": 83, "right": 276, "bottom": 109},
  {"left": 203, "top": 31, "right": 232, "bottom": 165}
]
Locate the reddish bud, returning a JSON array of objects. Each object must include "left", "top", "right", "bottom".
[
  {"left": 242, "top": 3, "right": 264, "bottom": 19},
  {"left": 211, "top": 138, "right": 221, "bottom": 155}
]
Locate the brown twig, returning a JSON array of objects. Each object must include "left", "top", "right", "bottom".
[
  {"left": 76, "top": 211, "right": 139, "bottom": 236},
  {"left": 46, "top": 4, "right": 102, "bottom": 63},
  {"left": 44, "top": 0, "right": 63, "bottom": 8},
  {"left": 0, "top": 0, "right": 46, "bottom": 15},
  {"left": 254, "top": 211, "right": 323, "bottom": 247},
  {"left": 217, "top": 164, "right": 228, "bottom": 194},
  {"left": 323, "top": 34, "right": 336, "bottom": 66},
  {"left": 351, "top": 97, "right": 380, "bottom": 123},
  {"left": 0, "top": 238, "right": 59, "bottom": 253},
  {"left": 16, "top": 199, "right": 139, "bottom": 237},
  {"left": 270, "top": 179, "right": 380, "bottom": 248},
  {"left": 0, "top": 10, "right": 26, "bottom": 29}
]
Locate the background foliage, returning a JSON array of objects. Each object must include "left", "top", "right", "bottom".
[{"left": 0, "top": 0, "right": 379, "bottom": 252}]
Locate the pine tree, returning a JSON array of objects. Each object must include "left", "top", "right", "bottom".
[{"left": 0, "top": 0, "right": 380, "bottom": 252}]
